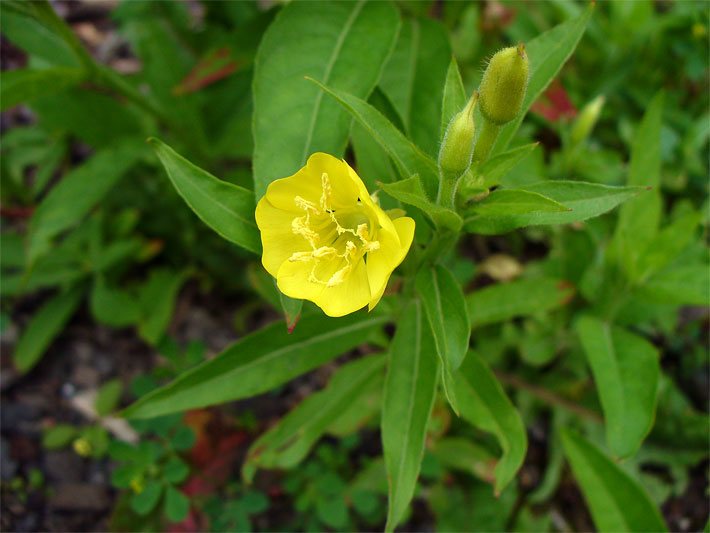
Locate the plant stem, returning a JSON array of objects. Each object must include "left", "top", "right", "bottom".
[
  {"left": 472, "top": 119, "right": 501, "bottom": 163},
  {"left": 436, "top": 169, "right": 460, "bottom": 210}
]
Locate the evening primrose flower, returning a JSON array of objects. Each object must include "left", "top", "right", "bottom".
[{"left": 255, "top": 153, "right": 415, "bottom": 317}]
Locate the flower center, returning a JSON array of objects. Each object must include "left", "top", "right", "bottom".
[{"left": 288, "top": 172, "right": 379, "bottom": 287}]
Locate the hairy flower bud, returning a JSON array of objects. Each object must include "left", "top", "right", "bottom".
[
  {"left": 438, "top": 92, "right": 478, "bottom": 175},
  {"left": 479, "top": 44, "right": 529, "bottom": 125}
]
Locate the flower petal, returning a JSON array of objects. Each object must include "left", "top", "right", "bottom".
[
  {"left": 366, "top": 216, "right": 415, "bottom": 310},
  {"left": 306, "top": 153, "right": 361, "bottom": 208},
  {"left": 277, "top": 256, "right": 370, "bottom": 317},
  {"left": 255, "top": 197, "right": 310, "bottom": 276}
]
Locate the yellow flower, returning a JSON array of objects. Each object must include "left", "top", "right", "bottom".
[{"left": 255, "top": 153, "right": 415, "bottom": 317}]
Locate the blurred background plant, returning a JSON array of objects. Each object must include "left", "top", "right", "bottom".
[{"left": 1, "top": 0, "right": 707, "bottom": 531}]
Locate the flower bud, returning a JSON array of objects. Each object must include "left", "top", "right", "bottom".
[
  {"left": 570, "top": 95, "right": 605, "bottom": 146},
  {"left": 438, "top": 92, "right": 478, "bottom": 175},
  {"left": 479, "top": 44, "right": 529, "bottom": 125}
]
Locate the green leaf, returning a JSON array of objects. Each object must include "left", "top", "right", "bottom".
[
  {"left": 379, "top": 176, "right": 462, "bottom": 231},
  {"left": 95, "top": 379, "right": 123, "bottom": 417},
  {"left": 561, "top": 429, "right": 667, "bottom": 532},
  {"left": 131, "top": 480, "right": 163, "bottom": 516},
  {"left": 415, "top": 265, "right": 470, "bottom": 413},
  {"left": 278, "top": 292, "right": 303, "bottom": 333},
  {"left": 28, "top": 141, "right": 144, "bottom": 265},
  {"left": 0, "top": 67, "right": 84, "bottom": 111},
  {"left": 0, "top": 9, "right": 79, "bottom": 67},
  {"left": 475, "top": 142, "right": 539, "bottom": 189},
  {"left": 440, "top": 58, "right": 467, "bottom": 141},
  {"left": 163, "top": 457, "right": 190, "bottom": 484},
  {"left": 467, "top": 277, "right": 574, "bottom": 328},
  {"left": 170, "top": 426, "right": 196, "bottom": 451},
  {"left": 149, "top": 138, "right": 261, "bottom": 255},
  {"left": 431, "top": 437, "right": 496, "bottom": 483},
  {"left": 575, "top": 316, "right": 660, "bottom": 458},
  {"left": 244, "top": 355, "right": 385, "bottom": 481},
  {"left": 32, "top": 87, "right": 145, "bottom": 148},
  {"left": 636, "top": 211, "right": 701, "bottom": 282},
  {"left": 465, "top": 181, "right": 645, "bottom": 233},
  {"left": 311, "top": 80, "right": 440, "bottom": 198},
  {"left": 379, "top": 18, "right": 451, "bottom": 156},
  {"left": 1, "top": 1, "right": 92, "bottom": 69},
  {"left": 42, "top": 424, "right": 77, "bottom": 449},
  {"left": 164, "top": 486, "right": 190, "bottom": 523},
  {"left": 493, "top": 4, "right": 594, "bottom": 153},
  {"left": 639, "top": 264, "right": 709, "bottom": 306},
  {"left": 453, "top": 352, "right": 527, "bottom": 495},
  {"left": 90, "top": 281, "right": 141, "bottom": 328},
  {"left": 326, "top": 373, "right": 383, "bottom": 437},
  {"left": 382, "top": 300, "right": 438, "bottom": 532},
  {"left": 464, "top": 189, "right": 570, "bottom": 234},
  {"left": 612, "top": 92, "right": 665, "bottom": 279},
  {"left": 137, "top": 268, "right": 188, "bottom": 345},
  {"left": 14, "top": 286, "right": 83, "bottom": 373},
  {"left": 316, "top": 495, "right": 349, "bottom": 529},
  {"left": 122, "top": 12, "right": 204, "bottom": 148},
  {"left": 252, "top": 0, "right": 400, "bottom": 198},
  {"left": 123, "top": 312, "right": 386, "bottom": 419}
]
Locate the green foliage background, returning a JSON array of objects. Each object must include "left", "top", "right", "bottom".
[{"left": 1, "top": 0, "right": 708, "bottom": 531}]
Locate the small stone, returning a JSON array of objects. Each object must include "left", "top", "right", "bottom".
[{"left": 60, "top": 383, "right": 76, "bottom": 399}]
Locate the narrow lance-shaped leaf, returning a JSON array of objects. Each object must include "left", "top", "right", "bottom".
[
  {"left": 252, "top": 0, "right": 400, "bottom": 197},
  {"left": 379, "top": 176, "right": 462, "bottom": 231},
  {"left": 379, "top": 18, "right": 451, "bottom": 156},
  {"left": 14, "top": 286, "right": 83, "bottom": 373},
  {"left": 149, "top": 138, "right": 261, "bottom": 255},
  {"left": 138, "top": 268, "right": 189, "bottom": 346},
  {"left": 416, "top": 265, "right": 470, "bottom": 413},
  {"left": 635, "top": 210, "right": 701, "bottom": 282},
  {"left": 123, "top": 312, "right": 387, "bottom": 419},
  {"left": 575, "top": 315, "right": 660, "bottom": 458},
  {"left": 382, "top": 300, "right": 438, "bottom": 532},
  {"left": 561, "top": 429, "right": 668, "bottom": 532},
  {"left": 243, "top": 355, "right": 385, "bottom": 481},
  {"left": 493, "top": 4, "right": 594, "bottom": 154},
  {"left": 278, "top": 292, "right": 303, "bottom": 333},
  {"left": 639, "top": 264, "right": 709, "bottom": 306},
  {"left": 0, "top": 67, "right": 84, "bottom": 111},
  {"left": 612, "top": 92, "right": 665, "bottom": 280},
  {"left": 464, "top": 189, "right": 570, "bottom": 235},
  {"left": 311, "top": 80, "right": 440, "bottom": 198},
  {"left": 453, "top": 352, "right": 527, "bottom": 495},
  {"left": 475, "top": 142, "right": 539, "bottom": 189},
  {"left": 28, "top": 140, "right": 145, "bottom": 265},
  {"left": 440, "top": 57, "right": 467, "bottom": 140},
  {"left": 464, "top": 181, "right": 646, "bottom": 234},
  {"left": 467, "top": 277, "right": 575, "bottom": 328}
]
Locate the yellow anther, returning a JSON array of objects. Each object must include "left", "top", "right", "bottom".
[
  {"left": 327, "top": 266, "right": 350, "bottom": 287},
  {"left": 291, "top": 217, "right": 319, "bottom": 245},
  {"left": 288, "top": 251, "right": 314, "bottom": 262},
  {"left": 294, "top": 196, "right": 318, "bottom": 212},
  {"left": 313, "top": 246, "right": 336, "bottom": 258}
]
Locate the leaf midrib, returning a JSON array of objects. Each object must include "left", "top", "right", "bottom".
[
  {"left": 179, "top": 171, "right": 257, "bottom": 231},
  {"left": 300, "top": 0, "right": 366, "bottom": 164},
  {"left": 390, "top": 302, "right": 422, "bottom": 526}
]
